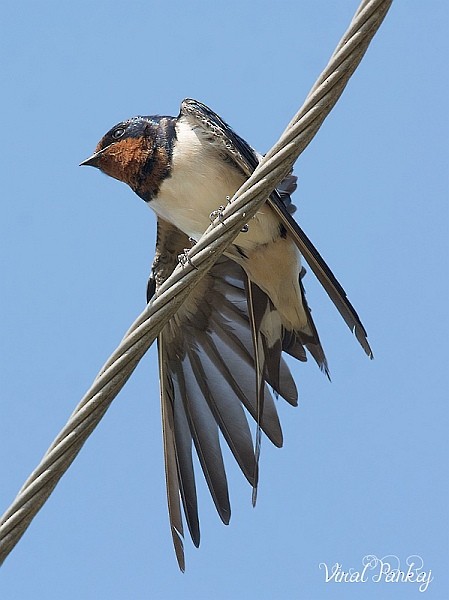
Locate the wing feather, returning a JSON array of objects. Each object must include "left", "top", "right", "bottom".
[
  {"left": 158, "top": 336, "right": 186, "bottom": 570},
  {"left": 152, "top": 218, "right": 298, "bottom": 568},
  {"left": 174, "top": 350, "right": 231, "bottom": 524}
]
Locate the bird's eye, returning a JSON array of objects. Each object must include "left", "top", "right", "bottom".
[{"left": 112, "top": 127, "right": 125, "bottom": 139}]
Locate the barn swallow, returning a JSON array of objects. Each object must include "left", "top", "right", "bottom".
[{"left": 81, "top": 98, "right": 372, "bottom": 570}]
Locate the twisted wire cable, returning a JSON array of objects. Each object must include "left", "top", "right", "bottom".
[{"left": 0, "top": 0, "right": 393, "bottom": 566}]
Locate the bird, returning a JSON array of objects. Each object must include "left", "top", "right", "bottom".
[{"left": 81, "top": 98, "right": 372, "bottom": 570}]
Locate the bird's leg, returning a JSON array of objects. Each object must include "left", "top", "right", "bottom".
[
  {"left": 178, "top": 250, "right": 198, "bottom": 269},
  {"left": 209, "top": 205, "right": 225, "bottom": 224},
  {"left": 177, "top": 237, "right": 198, "bottom": 269},
  {"left": 211, "top": 198, "right": 249, "bottom": 232}
]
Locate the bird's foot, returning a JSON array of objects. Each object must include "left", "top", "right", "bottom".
[
  {"left": 210, "top": 201, "right": 249, "bottom": 233},
  {"left": 209, "top": 205, "right": 225, "bottom": 224},
  {"left": 178, "top": 249, "right": 198, "bottom": 269}
]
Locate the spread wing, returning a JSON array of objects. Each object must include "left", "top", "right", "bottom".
[
  {"left": 180, "top": 98, "right": 373, "bottom": 358},
  {"left": 150, "top": 218, "right": 307, "bottom": 571}
]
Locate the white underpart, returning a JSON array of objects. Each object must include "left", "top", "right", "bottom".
[
  {"left": 152, "top": 119, "right": 279, "bottom": 248},
  {"left": 150, "top": 117, "right": 309, "bottom": 331}
]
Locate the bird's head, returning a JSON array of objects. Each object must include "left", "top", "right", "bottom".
[{"left": 80, "top": 116, "right": 176, "bottom": 200}]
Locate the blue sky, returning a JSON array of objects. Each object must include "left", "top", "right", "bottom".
[{"left": 1, "top": 1, "right": 448, "bottom": 599}]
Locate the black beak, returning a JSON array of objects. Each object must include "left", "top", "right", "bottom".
[{"left": 79, "top": 153, "right": 101, "bottom": 167}]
